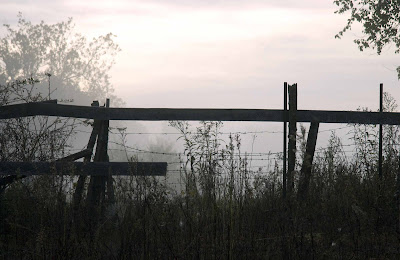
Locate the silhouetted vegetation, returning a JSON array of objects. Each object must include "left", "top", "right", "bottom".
[{"left": 1, "top": 113, "right": 400, "bottom": 259}]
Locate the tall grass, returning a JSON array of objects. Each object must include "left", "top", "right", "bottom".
[{"left": 1, "top": 119, "right": 400, "bottom": 258}]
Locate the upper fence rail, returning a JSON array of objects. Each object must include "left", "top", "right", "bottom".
[{"left": 1, "top": 100, "right": 399, "bottom": 125}]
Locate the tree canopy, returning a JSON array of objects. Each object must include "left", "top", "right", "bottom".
[
  {"left": 0, "top": 13, "right": 123, "bottom": 162},
  {"left": 0, "top": 13, "right": 122, "bottom": 105},
  {"left": 334, "top": 0, "right": 400, "bottom": 77}
]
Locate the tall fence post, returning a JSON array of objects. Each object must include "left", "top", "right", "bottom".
[
  {"left": 283, "top": 82, "right": 288, "bottom": 198},
  {"left": 397, "top": 155, "right": 400, "bottom": 234},
  {"left": 379, "top": 83, "right": 383, "bottom": 180},
  {"left": 287, "top": 83, "right": 297, "bottom": 195},
  {"left": 105, "top": 99, "right": 115, "bottom": 205},
  {"left": 86, "top": 99, "right": 110, "bottom": 224}
]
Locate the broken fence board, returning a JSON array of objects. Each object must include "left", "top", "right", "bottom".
[
  {"left": 298, "top": 122, "right": 320, "bottom": 200},
  {"left": 0, "top": 162, "right": 167, "bottom": 176}
]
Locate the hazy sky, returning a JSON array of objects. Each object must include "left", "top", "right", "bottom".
[
  {"left": 1, "top": 0, "right": 399, "bottom": 111},
  {"left": 1, "top": 0, "right": 399, "bottom": 165}
]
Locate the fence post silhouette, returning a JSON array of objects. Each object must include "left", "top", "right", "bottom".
[
  {"left": 298, "top": 121, "right": 319, "bottom": 201},
  {"left": 397, "top": 155, "right": 400, "bottom": 233},
  {"left": 86, "top": 99, "right": 111, "bottom": 222},
  {"left": 288, "top": 83, "right": 297, "bottom": 195},
  {"left": 379, "top": 83, "right": 383, "bottom": 179},
  {"left": 283, "top": 82, "right": 288, "bottom": 198},
  {"left": 73, "top": 100, "right": 100, "bottom": 219}
]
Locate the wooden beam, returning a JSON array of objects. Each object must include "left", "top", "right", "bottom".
[
  {"left": 2, "top": 102, "right": 400, "bottom": 125},
  {"left": 1, "top": 148, "right": 93, "bottom": 192},
  {"left": 0, "top": 162, "right": 167, "bottom": 176},
  {"left": 298, "top": 122, "right": 319, "bottom": 201},
  {"left": 296, "top": 110, "right": 400, "bottom": 125}
]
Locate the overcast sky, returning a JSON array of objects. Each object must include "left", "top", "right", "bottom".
[
  {"left": 1, "top": 0, "right": 399, "bottom": 111},
  {"left": 1, "top": 0, "right": 399, "bottom": 163}
]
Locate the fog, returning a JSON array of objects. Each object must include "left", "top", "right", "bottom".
[{"left": 1, "top": 1, "right": 400, "bottom": 180}]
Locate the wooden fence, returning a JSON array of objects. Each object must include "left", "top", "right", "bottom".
[{"left": 0, "top": 82, "right": 395, "bottom": 199}]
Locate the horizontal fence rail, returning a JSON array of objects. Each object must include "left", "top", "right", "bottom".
[
  {"left": 0, "top": 162, "right": 167, "bottom": 176},
  {"left": 1, "top": 101, "right": 400, "bottom": 125}
]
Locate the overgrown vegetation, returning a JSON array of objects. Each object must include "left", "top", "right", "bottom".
[{"left": 1, "top": 96, "right": 400, "bottom": 258}]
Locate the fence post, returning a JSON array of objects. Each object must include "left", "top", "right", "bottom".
[
  {"left": 397, "top": 156, "right": 400, "bottom": 234},
  {"left": 298, "top": 121, "right": 319, "bottom": 200},
  {"left": 283, "top": 82, "right": 288, "bottom": 198},
  {"left": 379, "top": 83, "right": 383, "bottom": 180},
  {"left": 105, "top": 99, "right": 115, "bottom": 204},
  {"left": 73, "top": 101, "right": 100, "bottom": 217},
  {"left": 288, "top": 83, "right": 297, "bottom": 195},
  {"left": 86, "top": 99, "right": 110, "bottom": 221}
]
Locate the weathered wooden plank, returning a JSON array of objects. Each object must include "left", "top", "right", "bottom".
[
  {"left": 2, "top": 102, "right": 400, "bottom": 125},
  {"left": 298, "top": 122, "right": 320, "bottom": 201},
  {"left": 0, "top": 162, "right": 167, "bottom": 176},
  {"left": 296, "top": 110, "right": 400, "bottom": 125},
  {"left": 1, "top": 147, "right": 93, "bottom": 192},
  {"left": 0, "top": 103, "right": 284, "bottom": 121}
]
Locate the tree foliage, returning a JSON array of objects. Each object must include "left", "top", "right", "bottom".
[
  {"left": 0, "top": 13, "right": 122, "bottom": 104},
  {"left": 334, "top": 0, "right": 400, "bottom": 77},
  {"left": 0, "top": 13, "right": 124, "bottom": 163},
  {"left": 0, "top": 13, "right": 124, "bottom": 165}
]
